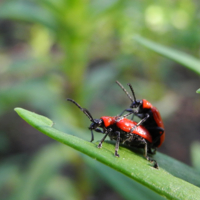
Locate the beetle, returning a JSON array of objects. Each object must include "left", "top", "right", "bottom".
[
  {"left": 116, "top": 81, "right": 165, "bottom": 152},
  {"left": 67, "top": 98, "right": 158, "bottom": 168}
]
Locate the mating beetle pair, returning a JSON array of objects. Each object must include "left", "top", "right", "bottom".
[{"left": 67, "top": 81, "right": 165, "bottom": 168}]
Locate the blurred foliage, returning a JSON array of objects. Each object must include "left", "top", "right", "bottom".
[
  {"left": 191, "top": 142, "right": 200, "bottom": 171},
  {"left": 134, "top": 35, "right": 200, "bottom": 75},
  {"left": 0, "top": 0, "right": 200, "bottom": 199}
]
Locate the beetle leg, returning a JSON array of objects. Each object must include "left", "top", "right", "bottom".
[
  {"left": 91, "top": 127, "right": 109, "bottom": 142},
  {"left": 90, "top": 130, "right": 94, "bottom": 142},
  {"left": 114, "top": 131, "right": 120, "bottom": 157},
  {"left": 142, "top": 138, "right": 159, "bottom": 169},
  {"left": 121, "top": 132, "right": 132, "bottom": 144},
  {"left": 129, "top": 114, "right": 150, "bottom": 133},
  {"left": 97, "top": 128, "right": 112, "bottom": 148},
  {"left": 118, "top": 108, "right": 135, "bottom": 117},
  {"left": 136, "top": 113, "right": 150, "bottom": 126},
  {"left": 94, "top": 128, "right": 105, "bottom": 133},
  {"left": 131, "top": 113, "right": 134, "bottom": 120}
]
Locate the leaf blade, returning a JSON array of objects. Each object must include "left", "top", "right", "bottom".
[
  {"left": 134, "top": 35, "right": 200, "bottom": 75},
  {"left": 15, "top": 107, "right": 200, "bottom": 200}
]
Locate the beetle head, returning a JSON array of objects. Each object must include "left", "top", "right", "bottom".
[
  {"left": 89, "top": 118, "right": 103, "bottom": 130},
  {"left": 67, "top": 98, "right": 98, "bottom": 142},
  {"left": 130, "top": 100, "right": 143, "bottom": 109}
]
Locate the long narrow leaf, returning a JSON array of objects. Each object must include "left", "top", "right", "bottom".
[
  {"left": 85, "top": 156, "right": 165, "bottom": 200},
  {"left": 134, "top": 35, "right": 200, "bottom": 75},
  {"left": 15, "top": 107, "right": 200, "bottom": 200}
]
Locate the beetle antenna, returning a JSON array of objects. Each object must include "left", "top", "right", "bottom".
[
  {"left": 127, "top": 83, "right": 137, "bottom": 102},
  {"left": 116, "top": 81, "right": 134, "bottom": 103},
  {"left": 67, "top": 98, "right": 95, "bottom": 123}
]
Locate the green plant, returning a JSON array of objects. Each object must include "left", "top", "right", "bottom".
[
  {"left": 1, "top": 0, "right": 200, "bottom": 199},
  {"left": 15, "top": 107, "right": 200, "bottom": 200}
]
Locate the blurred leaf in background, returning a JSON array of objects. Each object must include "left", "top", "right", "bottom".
[{"left": 0, "top": 0, "right": 200, "bottom": 199}]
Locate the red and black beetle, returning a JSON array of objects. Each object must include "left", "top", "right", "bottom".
[
  {"left": 116, "top": 81, "right": 165, "bottom": 152},
  {"left": 67, "top": 98, "right": 158, "bottom": 168}
]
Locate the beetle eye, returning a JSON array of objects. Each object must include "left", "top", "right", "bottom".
[{"left": 131, "top": 102, "right": 139, "bottom": 108}]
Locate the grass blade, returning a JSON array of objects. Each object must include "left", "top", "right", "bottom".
[
  {"left": 134, "top": 35, "right": 200, "bottom": 75},
  {"left": 15, "top": 107, "right": 200, "bottom": 200}
]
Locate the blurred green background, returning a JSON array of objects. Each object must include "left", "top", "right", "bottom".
[{"left": 0, "top": 0, "right": 200, "bottom": 199}]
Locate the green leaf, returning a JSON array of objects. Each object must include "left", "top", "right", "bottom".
[
  {"left": 85, "top": 156, "right": 165, "bottom": 200},
  {"left": 134, "top": 35, "right": 200, "bottom": 75},
  {"left": 15, "top": 107, "right": 200, "bottom": 200},
  {"left": 196, "top": 88, "right": 200, "bottom": 94}
]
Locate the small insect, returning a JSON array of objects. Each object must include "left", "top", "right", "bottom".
[
  {"left": 67, "top": 98, "right": 158, "bottom": 168},
  {"left": 116, "top": 81, "right": 165, "bottom": 153}
]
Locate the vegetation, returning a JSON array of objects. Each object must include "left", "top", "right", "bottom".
[{"left": 1, "top": 0, "right": 200, "bottom": 199}]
